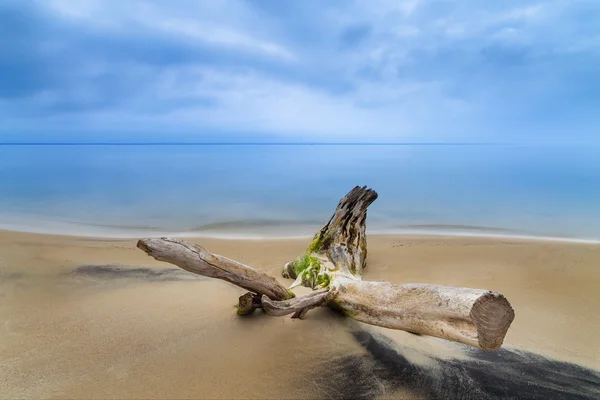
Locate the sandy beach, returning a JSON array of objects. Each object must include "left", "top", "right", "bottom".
[
  {"left": 4, "top": 0, "right": 600, "bottom": 398},
  {"left": 1, "top": 230, "right": 599, "bottom": 399}
]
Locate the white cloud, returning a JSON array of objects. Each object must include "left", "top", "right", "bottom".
[
  {"left": 434, "top": 18, "right": 468, "bottom": 39},
  {"left": 491, "top": 27, "right": 525, "bottom": 44},
  {"left": 142, "top": 17, "right": 295, "bottom": 60},
  {"left": 137, "top": 67, "right": 422, "bottom": 139},
  {"left": 45, "top": 0, "right": 103, "bottom": 19},
  {"left": 44, "top": 0, "right": 295, "bottom": 61},
  {"left": 360, "top": 0, "right": 424, "bottom": 17},
  {"left": 29, "top": 63, "right": 476, "bottom": 141},
  {"left": 501, "top": 5, "right": 544, "bottom": 22},
  {"left": 6, "top": 0, "right": 597, "bottom": 143},
  {"left": 433, "top": 3, "right": 548, "bottom": 42}
]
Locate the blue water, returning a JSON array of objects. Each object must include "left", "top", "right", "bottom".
[{"left": 1, "top": 144, "right": 599, "bottom": 241}]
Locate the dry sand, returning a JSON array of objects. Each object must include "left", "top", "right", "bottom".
[{"left": 1, "top": 230, "right": 599, "bottom": 399}]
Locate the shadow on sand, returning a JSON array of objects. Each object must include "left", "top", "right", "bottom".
[
  {"left": 316, "top": 329, "right": 600, "bottom": 400},
  {"left": 64, "top": 265, "right": 600, "bottom": 399},
  {"left": 69, "top": 265, "right": 204, "bottom": 281}
]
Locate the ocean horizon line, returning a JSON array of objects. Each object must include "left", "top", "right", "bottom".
[
  {"left": 2, "top": 141, "right": 598, "bottom": 146},
  {"left": 0, "top": 141, "right": 519, "bottom": 146}
]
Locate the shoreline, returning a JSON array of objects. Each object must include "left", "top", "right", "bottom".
[{"left": 1, "top": 225, "right": 599, "bottom": 244}]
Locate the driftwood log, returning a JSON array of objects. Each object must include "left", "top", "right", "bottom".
[{"left": 138, "top": 186, "right": 514, "bottom": 350}]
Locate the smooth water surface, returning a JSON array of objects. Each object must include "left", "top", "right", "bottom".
[{"left": 1, "top": 144, "right": 599, "bottom": 240}]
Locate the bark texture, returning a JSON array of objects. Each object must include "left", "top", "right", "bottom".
[
  {"left": 329, "top": 278, "right": 514, "bottom": 350},
  {"left": 137, "top": 238, "right": 293, "bottom": 301},
  {"left": 283, "top": 186, "right": 378, "bottom": 288},
  {"left": 261, "top": 289, "right": 330, "bottom": 318}
]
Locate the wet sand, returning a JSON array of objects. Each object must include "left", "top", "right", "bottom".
[{"left": 1, "top": 230, "right": 599, "bottom": 399}]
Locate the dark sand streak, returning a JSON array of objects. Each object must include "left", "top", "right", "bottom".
[
  {"left": 315, "top": 329, "right": 600, "bottom": 399},
  {"left": 67, "top": 265, "right": 600, "bottom": 399},
  {"left": 68, "top": 264, "right": 206, "bottom": 281}
]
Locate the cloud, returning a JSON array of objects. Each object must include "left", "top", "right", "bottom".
[
  {"left": 340, "top": 24, "right": 373, "bottom": 49},
  {"left": 46, "top": 0, "right": 296, "bottom": 60},
  {"left": 1, "top": 0, "right": 599, "bottom": 142}
]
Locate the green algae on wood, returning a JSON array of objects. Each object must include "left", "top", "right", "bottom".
[{"left": 282, "top": 186, "right": 378, "bottom": 289}]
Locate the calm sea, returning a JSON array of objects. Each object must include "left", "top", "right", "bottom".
[{"left": 1, "top": 144, "right": 599, "bottom": 241}]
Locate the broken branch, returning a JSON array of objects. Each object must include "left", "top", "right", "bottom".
[{"left": 137, "top": 238, "right": 293, "bottom": 301}]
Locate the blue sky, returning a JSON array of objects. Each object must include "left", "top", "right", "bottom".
[{"left": 1, "top": 0, "right": 599, "bottom": 143}]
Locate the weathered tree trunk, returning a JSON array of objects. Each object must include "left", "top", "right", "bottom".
[
  {"left": 283, "top": 186, "right": 378, "bottom": 282},
  {"left": 138, "top": 186, "right": 515, "bottom": 350},
  {"left": 329, "top": 279, "right": 514, "bottom": 350}
]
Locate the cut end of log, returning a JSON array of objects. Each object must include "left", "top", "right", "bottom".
[{"left": 471, "top": 292, "right": 515, "bottom": 350}]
